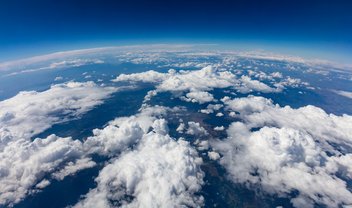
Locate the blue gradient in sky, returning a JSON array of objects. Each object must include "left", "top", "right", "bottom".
[{"left": 0, "top": 0, "right": 351, "bottom": 63}]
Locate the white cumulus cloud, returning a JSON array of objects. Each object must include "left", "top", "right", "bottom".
[
  {"left": 212, "top": 96, "right": 352, "bottom": 207},
  {"left": 113, "top": 66, "right": 281, "bottom": 103},
  {"left": 182, "top": 91, "right": 215, "bottom": 104},
  {"left": 0, "top": 135, "right": 87, "bottom": 206},
  {"left": 74, "top": 119, "right": 204, "bottom": 208}
]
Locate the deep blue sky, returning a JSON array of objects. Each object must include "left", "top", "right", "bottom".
[{"left": 0, "top": 0, "right": 351, "bottom": 63}]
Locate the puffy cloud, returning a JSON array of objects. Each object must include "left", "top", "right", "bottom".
[
  {"left": 208, "top": 151, "right": 220, "bottom": 160},
  {"left": 237, "top": 75, "right": 277, "bottom": 93},
  {"left": 0, "top": 81, "right": 117, "bottom": 142},
  {"left": 213, "top": 123, "right": 352, "bottom": 208},
  {"left": 213, "top": 96, "right": 352, "bottom": 207},
  {"left": 215, "top": 112, "right": 224, "bottom": 117},
  {"left": 246, "top": 70, "right": 309, "bottom": 90},
  {"left": 54, "top": 76, "right": 63, "bottom": 81},
  {"left": 51, "top": 158, "right": 96, "bottom": 180},
  {"left": 35, "top": 179, "right": 51, "bottom": 189},
  {"left": 223, "top": 95, "right": 274, "bottom": 115},
  {"left": 181, "top": 91, "right": 215, "bottom": 104},
  {"left": 74, "top": 119, "right": 204, "bottom": 208},
  {"left": 186, "top": 121, "right": 209, "bottom": 136},
  {"left": 0, "top": 104, "right": 183, "bottom": 207},
  {"left": 274, "top": 76, "right": 310, "bottom": 89},
  {"left": 84, "top": 105, "right": 171, "bottom": 156},
  {"left": 113, "top": 66, "right": 281, "bottom": 103},
  {"left": 194, "top": 139, "right": 209, "bottom": 151},
  {"left": 0, "top": 81, "right": 119, "bottom": 206},
  {"left": 176, "top": 122, "right": 185, "bottom": 133},
  {"left": 114, "top": 70, "right": 168, "bottom": 84},
  {"left": 223, "top": 95, "right": 352, "bottom": 148},
  {"left": 270, "top": 71, "right": 283, "bottom": 78},
  {"left": 214, "top": 126, "right": 225, "bottom": 131},
  {"left": 0, "top": 135, "right": 87, "bottom": 206},
  {"left": 200, "top": 104, "right": 223, "bottom": 114}
]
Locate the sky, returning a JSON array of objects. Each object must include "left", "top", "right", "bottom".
[{"left": 0, "top": 0, "right": 351, "bottom": 63}]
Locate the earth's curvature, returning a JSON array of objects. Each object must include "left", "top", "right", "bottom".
[{"left": 0, "top": 44, "right": 352, "bottom": 208}]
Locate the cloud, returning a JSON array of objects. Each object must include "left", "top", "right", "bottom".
[
  {"left": 0, "top": 48, "right": 111, "bottom": 71},
  {"left": 333, "top": 90, "right": 352, "bottom": 99},
  {"left": 0, "top": 104, "right": 184, "bottom": 207},
  {"left": 212, "top": 95, "right": 352, "bottom": 207},
  {"left": 200, "top": 104, "right": 223, "bottom": 114},
  {"left": 0, "top": 81, "right": 117, "bottom": 141},
  {"left": 74, "top": 119, "right": 204, "bottom": 208},
  {"left": 0, "top": 135, "right": 88, "bottom": 206},
  {"left": 213, "top": 123, "right": 352, "bottom": 208},
  {"left": 246, "top": 70, "right": 309, "bottom": 90},
  {"left": 4, "top": 59, "right": 104, "bottom": 77},
  {"left": 113, "top": 66, "right": 281, "bottom": 103},
  {"left": 181, "top": 91, "right": 215, "bottom": 104},
  {"left": 222, "top": 95, "right": 352, "bottom": 148},
  {"left": 114, "top": 70, "right": 168, "bottom": 84},
  {"left": 51, "top": 158, "right": 96, "bottom": 180},
  {"left": 176, "top": 122, "right": 185, "bottom": 133},
  {"left": 194, "top": 139, "right": 209, "bottom": 151},
  {"left": 83, "top": 105, "right": 172, "bottom": 156},
  {"left": 48, "top": 59, "right": 104, "bottom": 69},
  {"left": 237, "top": 75, "right": 277, "bottom": 93},
  {"left": 230, "top": 50, "right": 352, "bottom": 71},
  {"left": 0, "top": 44, "right": 201, "bottom": 72},
  {"left": 216, "top": 112, "right": 224, "bottom": 117},
  {"left": 54, "top": 76, "right": 64, "bottom": 81},
  {"left": 0, "top": 81, "right": 118, "bottom": 206},
  {"left": 35, "top": 179, "right": 51, "bottom": 189},
  {"left": 214, "top": 126, "right": 225, "bottom": 131},
  {"left": 186, "top": 121, "right": 209, "bottom": 136},
  {"left": 208, "top": 151, "right": 220, "bottom": 160}
]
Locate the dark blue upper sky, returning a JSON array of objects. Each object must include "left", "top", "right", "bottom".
[{"left": 1, "top": 0, "right": 351, "bottom": 63}]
